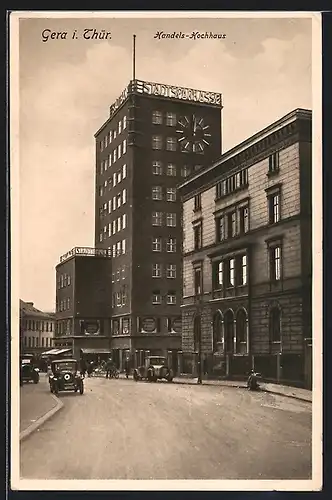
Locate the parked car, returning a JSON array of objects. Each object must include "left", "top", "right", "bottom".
[
  {"left": 133, "top": 356, "right": 173, "bottom": 383},
  {"left": 49, "top": 358, "right": 84, "bottom": 395},
  {"left": 20, "top": 357, "right": 40, "bottom": 386}
]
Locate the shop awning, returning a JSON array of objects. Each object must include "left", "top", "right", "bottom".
[
  {"left": 80, "top": 348, "right": 111, "bottom": 354},
  {"left": 41, "top": 348, "right": 71, "bottom": 357}
]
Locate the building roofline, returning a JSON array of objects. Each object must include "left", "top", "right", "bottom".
[{"left": 178, "top": 108, "right": 312, "bottom": 190}]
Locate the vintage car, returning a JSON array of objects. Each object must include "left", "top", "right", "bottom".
[
  {"left": 20, "top": 356, "right": 40, "bottom": 386},
  {"left": 133, "top": 356, "right": 173, "bottom": 383},
  {"left": 49, "top": 358, "right": 84, "bottom": 395}
]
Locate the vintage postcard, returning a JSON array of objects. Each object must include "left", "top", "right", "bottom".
[{"left": 9, "top": 10, "right": 322, "bottom": 492}]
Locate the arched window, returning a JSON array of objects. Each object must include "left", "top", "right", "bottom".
[
  {"left": 224, "top": 309, "right": 234, "bottom": 353},
  {"left": 236, "top": 308, "right": 248, "bottom": 354},
  {"left": 269, "top": 307, "right": 281, "bottom": 343},
  {"left": 213, "top": 311, "right": 223, "bottom": 352},
  {"left": 194, "top": 315, "right": 201, "bottom": 352}
]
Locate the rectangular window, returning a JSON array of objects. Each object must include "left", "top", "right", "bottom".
[
  {"left": 109, "top": 131, "right": 112, "bottom": 144},
  {"left": 109, "top": 153, "right": 112, "bottom": 167},
  {"left": 113, "top": 197, "right": 116, "bottom": 211},
  {"left": 167, "top": 292, "right": 176, "bottom": 305},
  {"left": 166, "top": 137, "right": 177, "bottom": 151},
  {"left": 118, "top": 121, "right": 122, "bottom": 134},
  {"left": 116, "top": 270, "right": 120, "bottom": 281},
  {"left": 99, "top": 186, "right": 104, "bottom": 197},
  {"left": 227, "top": 211, "right": 237, "bottom": 238},
  {"left": 194, "top": 267, "right": 202, "bottom": 295},
  {"left": 117, "top": 193, "right": 122, "bottom": 208},
  {"left": 116, "top": 241, "right": 121, "bottom": 256},
  {"left": 112, "top": 244, "right": 116, "bottom": 257},
  {"left": 108, "top": 222, "right": 112, "bottom": 237},
  {"left": 122, "top": 265, "right": 126, "bottom": 279},
  {"left": 167, "top": 163, "right": 176, "bottom": 176},
  {"left": 104, "top": 134, "right": 109, "bottom": 148},
  {"left": 122, "top": 139, "right": 127, "bottom": 155},
  {"left": 152, "top": 111, "right": 163, "bottom": 125},
  {"left": 100, "top": 162, "right": 104, "bottom": 175},
  {"left": 166, "top": 213, "right": 176, "bottom": 227},
  {"left": 152, "top": 186, "right": 163, "bottom": 200},
  {"left": 112, "top": 220, "right": 116, "bottom": 234},
  {"left": 122, "top": 164, "right": 127, "bottom": 179},
  {"left": 152, "top": 161, "right": 163, "bottom": 175},
  {"left": 239, "top": 206, "right": 249, "bottom": 234},
  {"left": 123, "top": 116, "right": 127, "bottom": 130},
  {"left": 117, "top": 217, "right": 121, "bottom": 233},
  {"left": 217, "top": 261, "right": 223, "bottom": 287},
  {"left": 152, "top": 211, "right": 163, "bottom": 226},
  {"left": 269, "top": 152, "right": 279, "bottom": 173},
  {"left": 100, "top": 140, "right": 104, "bottom": 152},
  {"left": 268, "top": 192, "right": 280, "bottom": 224},
  {"left": 122, "top": 213, "right": 127, "bottom": 230},
  {"left": 270, "top": 245, "right": 281, "bottom": 281},
  {"left": 99, "top": 232, "right": 103, "bottom": 242},
  {"left": 216, "top": 215, "right": 225, "bottom": 242},
  {"left": 152, "top": 291, "right": 162, "bottom": 304},
  {"left": 166, "top": 188, "right": 176, "bottom": 202},
  {"left": 152, "top": 237, "right": 162, "bottom": 252},
  {"left": 194, "top": 223, "right": 202, "bottom": 250},
  {"left": 239, "top": 255, "right": 248, "bottom": 285},
  {"left": 181, "top": 165, "right": 191, "bottom": 178},
  {"left": 122, "top": 239, "right": 126, "bottom": 254},
  {"left": 113, "top": 149, "right": 117, "bottom": 163},
  {"left": 122, "top": 189, "right": 127, "bottom": 205},
  {"left": 113, "top": 172, "right": 117, "bottom": 187},
  {"left": 166, "top": 112, "right": 176, "bottom": 126},
  {"left": 167, "top": 264, "right": 176, "bottom": 278},
  {"left": 118, "top": 144, "right": 122, "bottom": 159},
  {"left": 113, "top": 129, "right": 117, "bottom": 140},
  {"left": 116, "top": 292, "right": 121, "bottom": 307},
  {"left": 228, "top": 258, "right": 235, "bottom": 287},
  {"left": 112, "top": 273, "right": 115, "bottom": 283},
  {"left": 166, "top": 237, "right": 176, "bottom": 252},
  {"left": 108, "top": 199, "right": 112, "bottom": 213},
  {"left": 117, "top": 171, "right": 122, "bottom": 184},
  {"left": 152, "top": 135, "right": 162, "bottom": 150},
  {"left": 108, "top": 178, "right": 112, "bottom": 191},
  {"left": 152, "top": 263, "right": 162, "bottom": 278},
  {"left": 194, "top": 194, "right": 201, "bottom": 211}
]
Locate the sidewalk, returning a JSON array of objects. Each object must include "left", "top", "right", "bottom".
[
  {"left": 20, "top": 374, "right": 63, "bottom": 439},
  {"left": 116, "top": 372, "right": 312, "bottom": 403}
]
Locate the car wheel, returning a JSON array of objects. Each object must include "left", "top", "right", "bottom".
[{"left": 79, "top": 383, "right": 84, "bottom": 395}]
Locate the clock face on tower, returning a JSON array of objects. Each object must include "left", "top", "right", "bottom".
[{"left": 176, "top": 115, "right": 212, "bottom": 153}]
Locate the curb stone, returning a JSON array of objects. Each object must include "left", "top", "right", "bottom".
[{"left": 20, "top": 394, "right": 64, "bottom": 442}]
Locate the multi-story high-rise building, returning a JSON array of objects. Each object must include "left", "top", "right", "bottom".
[
  {"left": 178, "top": 108, "right": 312, "bottom": 388},
  {"left": 94, "top": 79, "right": 222, "bottom": 371},
  {"left": 20, "top": 300, "right": 56, "bottom": 356}
]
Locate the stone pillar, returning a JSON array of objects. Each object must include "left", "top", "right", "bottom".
[
  {"left": 177, "top": 351, "right": 183, "bottom": 375},
  {"left": 233, "top": 319, "right": 237, "bottom": 355}
]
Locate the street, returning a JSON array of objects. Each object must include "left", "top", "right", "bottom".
[{"left": 20, "top": 374, "right": 312, "bottom": 480}]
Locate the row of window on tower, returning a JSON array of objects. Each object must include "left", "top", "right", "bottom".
[
  {"left": 112, "top": 289, "right": 128, "bottom": 308},
  {"left": 112, "top": 265, "right": 127, "bottom": 282},
  {"left": 99, "top": 188, "right": 127, "bottom": 222},
  {"left": 152, "top": 291, "right": 177, "bottom": 305},
  {"left": 152, "top": 111, "right": 177, "bottom": 127},
  {"left": 102, "top": 214, "right": 127, "bottom": 237},
  {"left": 152, "top": 161, "right": 200, "bottom": 177},
  {"left": 99, "top": 141, "right": 127, "bottom": 176},
  {"left": 152, "top": 212, "right": 177, "bottom": 227},
  {"left": 152, "top": 186, "right": 177, "bottom": 202},
  {"left": 152, "top": 263, "right": 177, "bottom": 279},
  {"left": 100, "top": 115, "right": 127, "bottom": 152},
  {"left": 106, "top": 239, "right": 127, "bottom": 258}
]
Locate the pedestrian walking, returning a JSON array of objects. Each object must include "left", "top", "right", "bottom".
[
  {"left": 125, "top": 357, "right": 130, "bottom": 379},
  {"left": 105, "top": 358, "right": 114, "bottom": 379}
]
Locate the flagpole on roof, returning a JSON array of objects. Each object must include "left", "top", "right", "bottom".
[{"left": 133, "top": 34, "right": 136, "bottom": 81}]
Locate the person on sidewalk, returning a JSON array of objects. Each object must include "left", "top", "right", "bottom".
[
  {"left": 124, "top": 357, "right": 130, "bottom": 379},
  {"left": 80, "top": 358, "right": 87, "bottom": 378},
  {"left": 105, "top": 358, "right": 114, "bottom": 379}
]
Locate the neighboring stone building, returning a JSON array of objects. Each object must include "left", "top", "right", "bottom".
[
  {"left": 20, "top": 300, "right": 55, "bottom": 356},
  {"left": 178, "top": 108, "right": 312, "bottom": 388}
]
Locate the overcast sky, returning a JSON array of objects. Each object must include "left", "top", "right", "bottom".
[{"left": 16, "top": 14, "right": 313, "bottom": 311}]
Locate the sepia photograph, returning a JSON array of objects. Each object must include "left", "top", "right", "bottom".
[{"left": 10, "top": 10, "right": 322, "bottom": 491}]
